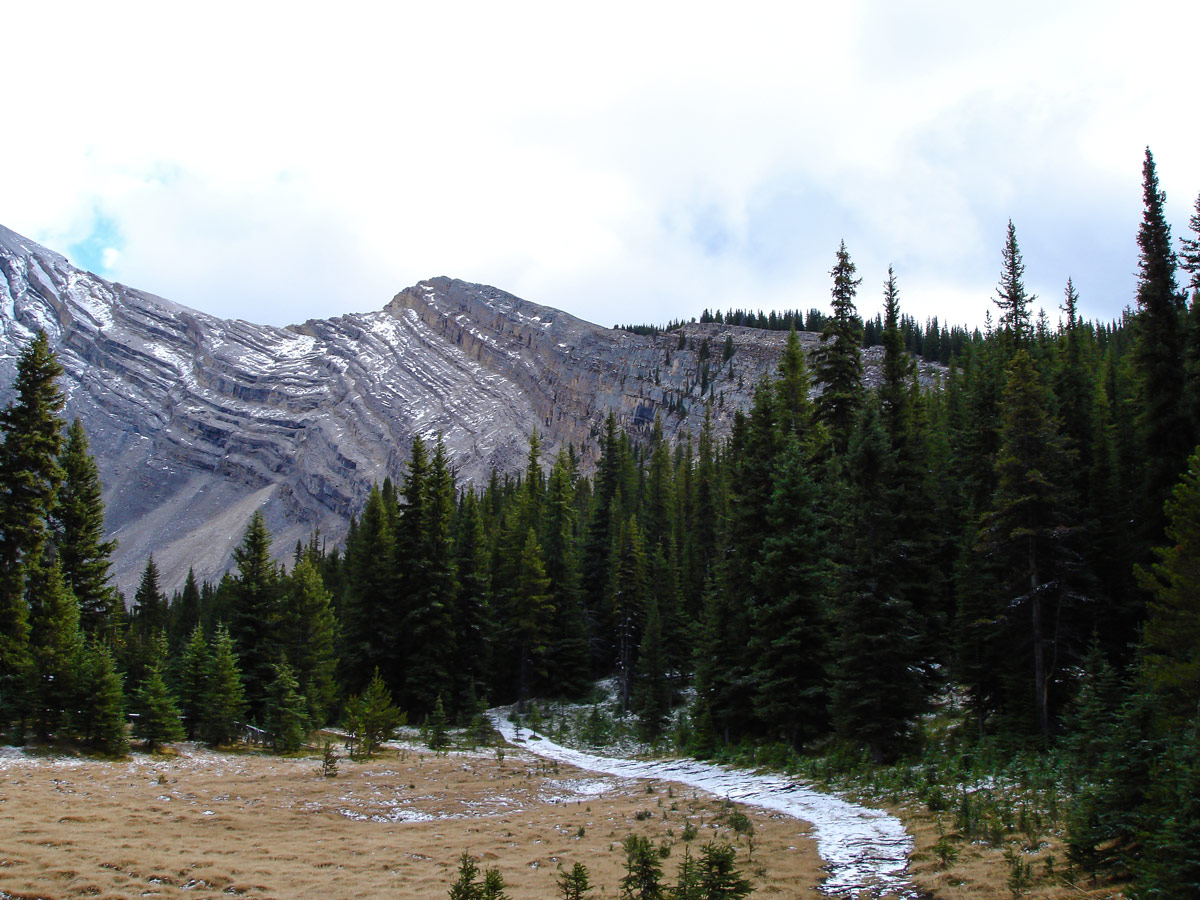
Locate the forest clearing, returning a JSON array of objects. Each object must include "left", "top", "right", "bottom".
[{"left": 0, "top": 737, "right": 832, "bottom": 900}]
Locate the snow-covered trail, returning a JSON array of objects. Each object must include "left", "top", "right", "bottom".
[{"left": 491, "top": 712, "right": 916, "bottom": 898}]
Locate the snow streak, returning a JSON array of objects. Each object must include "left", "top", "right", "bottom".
[{"left": 491, "top": 711, "right": 917, "bottom": 898}]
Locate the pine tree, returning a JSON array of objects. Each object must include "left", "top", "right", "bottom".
[
  {"left": 511, "top": 529, "right": 553, "bottom": 712},
  {"left": 557, "top": 862, "right": 593, "bottom": 900},
  {"left": 620, "top": 834, "right": 664, "bottom": 900},
  {"left": 1135, "top": 448, "right": 1200, "bottom": 733},
  {"left": 52, "top": 418, "right": 118, "bottom": 636},
  {"left": 1133, "top": 147, "right": 1189, "bottom": 538},
  {"left": 27, "top": 560, "right": 84, "bottom": 740},
  {"left": 132, "top": 555, "right": 167, "bottom": 635},
  {"left": 79, "top": 638, "right": 128, "bottom": 756},
  {"left": 168, "top": 568, "right": 202, "bottom": 651},
  {"left": 403, "top": 436, "right": 459, "bottom": 717},
  {"left": 879, "top": 266, "right": 913, "bottom": 441},
  {"left": 0, "top": 331, "right": 66, "bottom": 731},
  {"left": 750, "top": 436, "right": 829, "bottom": 747},
  {"left": 339, "top": 485, "right": 395, "bottom": 695},
  {"left": 263, "top": 661, "right": 309, "bottom": 753},
  {"left": 452, "top": 490, "right": 495, "bottom": 710},
  {"left": 228, "top": 511, "right": 281, "bottom": 721},
  {"left": 176, "top": 623, "right": 209, "bottom": 739},
  {"left": 279, "top": 557, "right": 338, "bottom": 726},
  {"left": 633, "top": 595, "right": 670, "bottom": 742},
  {"left": 344, "top": 667, "right": 404, "bottom": 760},
  {"left": 427, "top": 693, "right": 450, "bottom": 751},
  {"left": 994, "top": 220, "right": 1035, "bottom": 348},
  {"left": 812, "top": 240, "right": 864, "bottom": 452},
  {"left": 978, "top": 350, "right": 1077, "bottom": 739},
  {"left": 133, "top": 663, "right": 185, "bottom": 751},
  {"left": 202, "top": 624, "right": 246, "bottom": 747}
]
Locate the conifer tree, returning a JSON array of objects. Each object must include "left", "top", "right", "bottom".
[
  {"left": 750, "top": 435, "right": 829, "bottom": 747},
  {"left": 978, "top": 350, "right": 1077, "bottom": 738},
  {"left": 1135, "top": 448, "right": 1200, "bottom": 733},
  {"left": 79, "top": 638, "right": 128, "bottom": 756},
  {"left": 696, "top": 842, "right": 753, "bottom": 900},
  {"left": 453, "top": 490, "right": 494, "bottom": 709},
  {"left": 812, "top": 240, "right": 864, "bottom": 452},
  {"left": 541, "top": 452, "right": 591, "bottom": 698},
  {"left": 339, "top": 485, "right": 395, "bottom": 694},
  {"left": 263, "top": 661, "right": 309, "bottom": 752},
  {"left": 633, "top": 595, "right": 670, "bottom": 742},
  {"left": 168, "top": 568, "right": 202, "bottom": 651},
  {"left": 1133, "top": 147, "right": 1189, "bottom": 537},
  {"left": 0, "top": 331, "right": 66, "bottom": 730},
  {"left": 403, "top": 436, "right": 459, "bottom": 717},
  {"left": 511, "top": 529, "right": 553, "bottom": 711},
  {"left": 203, "top": 624, "right": 246, "bottom": 747},
  {"left": 28, "top": 560, "right": 84, "bottom": 740},
  {"left": 132, "top": 555, "right": 167, "bottom": 635},
  {"left": 133, "top": 663, "right": 185, "bottom": 751},
  {"left": 228, "top": 511, "right": 281, "bottom": 721},
  {"left": 344, "top": 667, "right": 403, "bottom": 759},
  {"left": 176, "top": 623, "right": 209, "bottom": 739},
  {"left": 879, "top": 267, "right": 913, "bottom": 441},
  {"left": 994, "top": 220, "right": 1035, "bottom": 349},
  {"left": 52, "top": 418, "right": 118, "bottom": 635},
  {"left": 279, "top": 557, "right": 338, "bottom": 725}
]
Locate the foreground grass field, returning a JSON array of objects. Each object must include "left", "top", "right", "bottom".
[{"left": 0, "top": 740, "right": 838, "bottom": 900}]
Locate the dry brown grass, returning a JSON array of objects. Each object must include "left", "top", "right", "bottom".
[
  {"left": 0, "top": 741, "right": 847, "bottom": 900},
  {"left": 896, "top": 801, "right": 1128, "bottom": 900}
]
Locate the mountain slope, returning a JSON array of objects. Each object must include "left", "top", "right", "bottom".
[{"left": 0, "top": 225, "right": 803, "bottom": 591}]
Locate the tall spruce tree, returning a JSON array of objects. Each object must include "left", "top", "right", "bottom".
[
  {"left": 994, "top": 220, "right": 1035, "bottom": 349},
  {"left": 203, "top": 624, "right": 246, "bottom": 747},
  {"left": 978, "top": 350, "right": 1077, "bottom": 739},
  {"left": 52, "top": 418, "right": 118, "bottom": 636},
  {"left": 27, "top": 560, "right": 84, "bottom": 740},
  {"left": 0, "top": 331, "right": 66, "bottom": 730},
  {"left": 279, "top": 556, "right": 338, "bottom": 726},
  {"left": 812, "top": 241, "right": 864, "bottom": 452},
  {"left": 228, "top": 511, "right": 281, "bottom": 722},
  {"left": 1133, "top": 148, "right": 1189, "bottom": 538}
]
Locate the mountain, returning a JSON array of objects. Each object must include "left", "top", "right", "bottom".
[{"left": 0, "top": 223, "right": 928, "bottom": 593}]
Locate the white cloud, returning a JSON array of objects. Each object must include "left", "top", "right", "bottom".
[{"left": 1, "top": 0, "right": 1197, "bottom": 328}]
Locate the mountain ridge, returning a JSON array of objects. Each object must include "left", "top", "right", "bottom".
[{"left": 0, "top": 223, "right": 930, "bottom": 594}]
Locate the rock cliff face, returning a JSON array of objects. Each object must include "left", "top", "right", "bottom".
[{"left": 0, "top": 224, "right": 941, "bottom": 592}]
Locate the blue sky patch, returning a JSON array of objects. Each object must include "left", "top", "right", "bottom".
[{"left": 68, "top": 215, "right": 122, "bottom": 275}]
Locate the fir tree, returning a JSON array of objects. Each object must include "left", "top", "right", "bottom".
[
  {"left": 279, "top": 556, "right": 338, "bottom": 726},
  {"left": 52, "top": 418, "right": 118, "bottom": 635},
  {"left": 812, "top": 240, "right": 864, "bottom": 452},
  {"left": 263, "top": 661, "right": 309, "bottom": 753},
  {"left": 1133, "top": 147, "right": 1189, "bottom": 538},
  {"left": 994, "top": 220, "right": 1035, "bottom": 348},
  {"left": 557, "top": 862, "right": 593, "bottom": 900},
  {"left": 344, "top": 667, "right": 404, "bottom": 760},
  {"left": 79, "top": 638, "right": 128, "bottom": 756},
  {"left": 0, "top": 331, "right": 66, "bottom": 731},
  {"left": 633, "top": 595, "right": 670, "bottom": 742},
  {"left": 696, "top": 842, "right": 752, "bottom": 900},
  {"left": 750, "top": 435, "right": 829, "bottom": 747},
  {"left": 978, "top": 350, "right": 1077, "bottom": 739},
  {"left": 27, "top": 560, "right": 84, "bottom": 740},
  {"left": 132, "top": 555, "right": 167, "bottom": 635},
  {"left": 511, "top": 529, "right": 553, "bottom": 712},
  {"left": 228, "top": 510, "right": 281, "bottom": 721},
  {"left": 133, "top": 663, "right": 185, "bottom": 751},
  {"left": 620, "top": 834, "right": 664, "bottom": 900},
  {"left": 203, "top": 624, "right": 246, "bottom": 747},
  {"left": 1135, "top": 448, "right": 1200, "bottom": 733},
  {"left": 176, "top": 623, "right": 209, "bottom": 740}
]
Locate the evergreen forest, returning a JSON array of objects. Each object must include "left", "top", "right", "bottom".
[{"left": 2, "top": 148, "right": 1199, "bottom": 898}]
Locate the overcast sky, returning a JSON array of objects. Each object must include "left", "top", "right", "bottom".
[{"left": 4, "top": 1, "right": 1199, "bottom": 331}]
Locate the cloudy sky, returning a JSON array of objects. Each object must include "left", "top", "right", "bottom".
[{"left": 4, "top": 1, "right": 1199, "bottom": 330}]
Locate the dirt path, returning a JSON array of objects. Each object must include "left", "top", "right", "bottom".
[{"left": 492, "top": 712, "right": 917, "bottom": 898}]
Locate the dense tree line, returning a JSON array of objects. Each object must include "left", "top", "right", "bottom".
[{"left": 1, "top": 149, "right": 1198, "bottom": 896}]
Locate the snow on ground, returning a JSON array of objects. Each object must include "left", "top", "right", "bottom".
[{"left": 491, "top": 709, "right": 917, "bottom": 899}]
